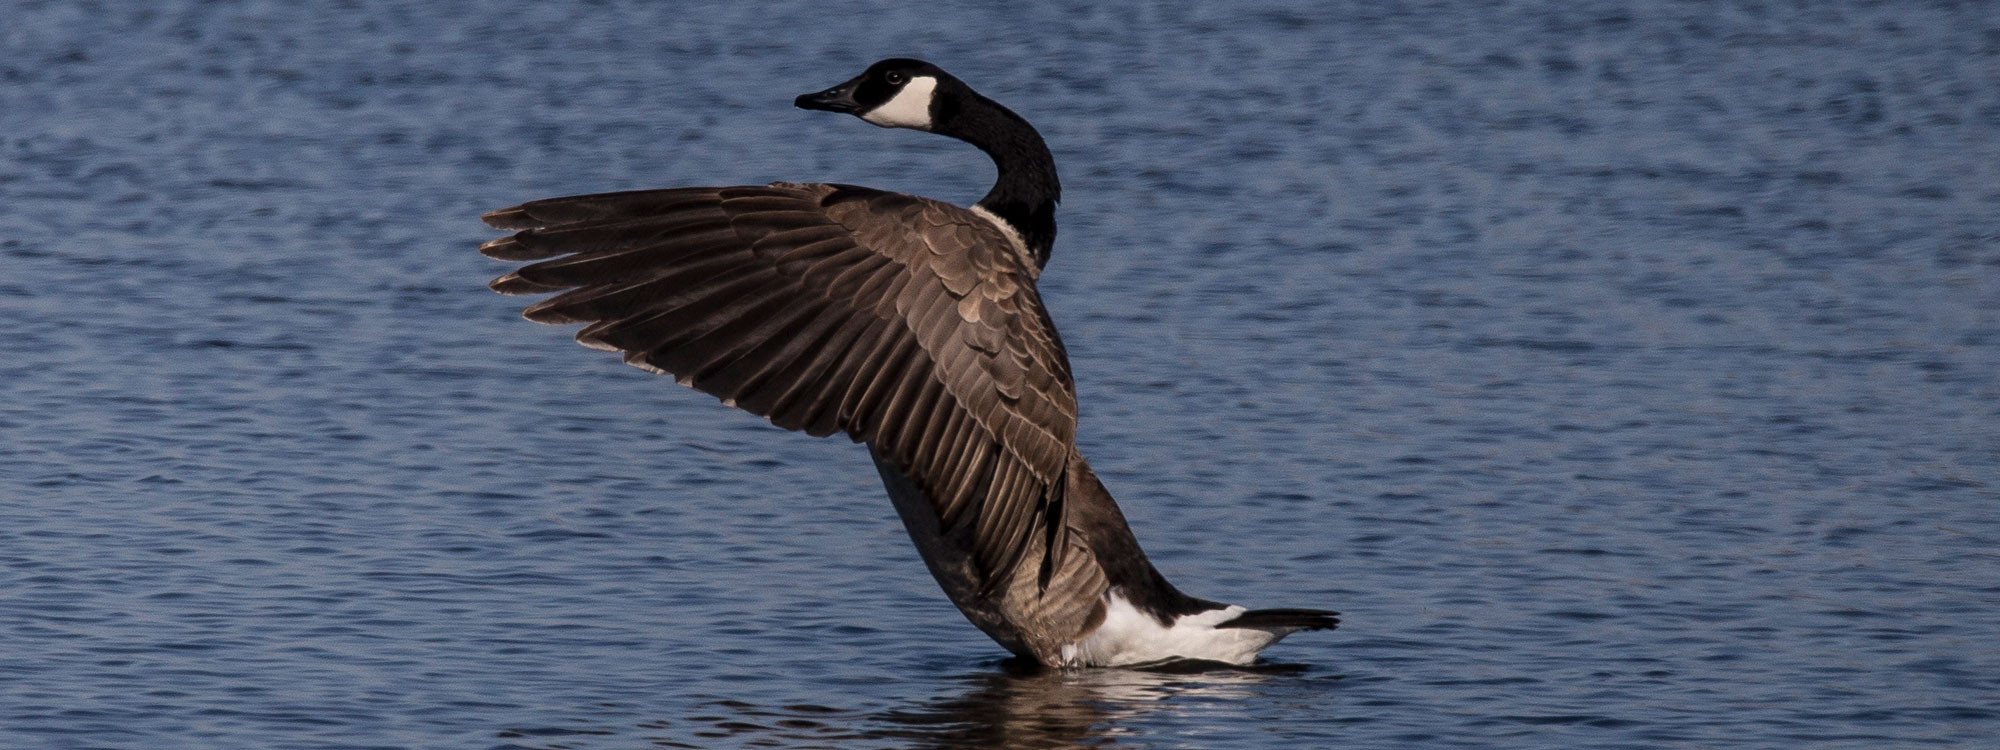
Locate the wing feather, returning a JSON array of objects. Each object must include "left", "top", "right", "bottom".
[{"left": 482, "top": 183, "right": 1082, "bottom": 594}]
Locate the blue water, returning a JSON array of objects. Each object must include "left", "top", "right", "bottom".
[{"left": 5, "top": 1, "right": 1998, "bottom": 747}]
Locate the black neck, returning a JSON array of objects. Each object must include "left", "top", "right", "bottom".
[{"left": 933, "top": 88, "right": 1060, "bottom": 269}]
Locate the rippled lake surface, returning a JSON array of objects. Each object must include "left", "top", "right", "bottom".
[{"left": 5, "top": 1, "right": 1998, "bottom": 747}]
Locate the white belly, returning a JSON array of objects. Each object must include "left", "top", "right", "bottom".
[{"left": 1059, "top": 593, "right": 1284, "bottom": 667}]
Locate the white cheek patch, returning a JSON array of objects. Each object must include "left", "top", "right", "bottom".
[{"left": 860, "top": 76, "right": 937, "bottom": 130}]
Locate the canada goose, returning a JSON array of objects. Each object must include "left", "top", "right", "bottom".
[{"left": 480, "top": 59, "right": 1337, "bottom": 667}]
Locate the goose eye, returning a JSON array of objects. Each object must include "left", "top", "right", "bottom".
[{"left": 885, "top": 71, "right": 906, "bottom": 85}]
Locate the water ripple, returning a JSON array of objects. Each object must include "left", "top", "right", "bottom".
[{"left": 4, "top": 1, "right": 1998, "bottom": 748}]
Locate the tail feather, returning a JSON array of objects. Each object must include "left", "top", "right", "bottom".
[{"left": 1217, "top": 608, "right": 1340, "bottom": 632}]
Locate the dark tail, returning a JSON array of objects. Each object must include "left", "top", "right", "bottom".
[{"left": 1217, "top": 608, "right": 1340, "bottom": 632}]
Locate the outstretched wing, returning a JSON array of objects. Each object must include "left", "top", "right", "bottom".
[{"left": 482, "top": 183, "right": 1078, "bottom": 587}]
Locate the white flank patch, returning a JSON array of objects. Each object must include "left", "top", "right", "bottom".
[
  {"left": 860, "top": 76, "right": 937, "bottom": 130},
  {"left": 967, "top": 204, "right": 1037, "bottom": 277},
  {"left": 1059, "top": 593, "right": 1284, "bottom": 667}
]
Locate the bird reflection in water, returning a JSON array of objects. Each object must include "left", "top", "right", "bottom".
[
  {"left": 873, "top": 658, "right": 1313, "bottom": 749},
  {"left": 612, "top": 659, "right": 1321, "bottom": 749}
]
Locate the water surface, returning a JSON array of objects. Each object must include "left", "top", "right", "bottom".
[{"left": 3, "top": 1, "right": 1997, "bottom": 748}]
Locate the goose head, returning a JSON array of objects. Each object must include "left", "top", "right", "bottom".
[
  {"left": 795, "top": 58, "right": 949, "bottom": 131},
  {"left": 795, "top": 58, "right": 1061, "bottom": 270}
]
